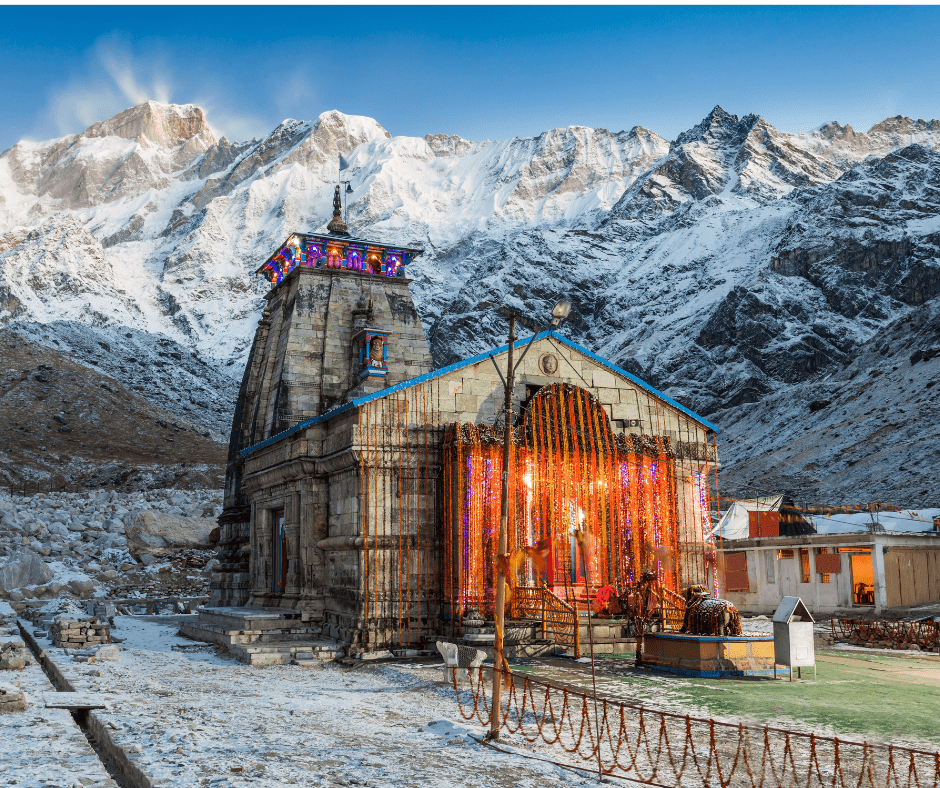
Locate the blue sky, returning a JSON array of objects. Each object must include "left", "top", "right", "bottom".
[{"left": 1, "top": 5, "right": 938, "bottom": 152}]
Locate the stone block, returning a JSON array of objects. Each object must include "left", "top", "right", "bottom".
[
  {"left": 748, "top": 641, "right": 775, "bottom": 659},
  {"left": 455, "top": 394, "right": 480, "bottom": 414},
  {"left": 610, "top": 403, "right": 634, "bottom": 421},
  {"left": 592, "top": 369, "right": 617, "bottom": 388},
  {"left": 699, "top": 641, "right": 719, "bottom": 659}
]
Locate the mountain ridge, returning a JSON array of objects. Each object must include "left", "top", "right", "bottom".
[{"left": 2, "top": 101, "right": 939, "bottom": 504}]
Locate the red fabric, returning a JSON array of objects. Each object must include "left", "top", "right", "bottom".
[
  {"left": 748, "top": 511, "right": 780, "bottom": 538},
  {"left": 816, "top": 553, "right": 842, "bottom": 574},
  {"left": 594, "top": 584, "right": 617, "bottom": 613}
]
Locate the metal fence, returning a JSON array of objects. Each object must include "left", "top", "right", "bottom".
[{"left": 450, "top": 667, "right": 940, "bottom": 787}]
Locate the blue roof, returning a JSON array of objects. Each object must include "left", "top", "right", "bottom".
[{"left": 240, "top": 331, "right": 718, "bottom": 456}]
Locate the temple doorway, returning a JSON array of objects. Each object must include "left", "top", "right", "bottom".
[
  {"left": 271, "top": 508, "right": 287, "bottom": 594},
  {"left": 442, "top": 383, "right": 715, "bottom": 619}
]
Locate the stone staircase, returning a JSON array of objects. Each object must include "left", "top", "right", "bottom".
[{"left": 179, "top": 606, "right": 346, "bottom": 667}]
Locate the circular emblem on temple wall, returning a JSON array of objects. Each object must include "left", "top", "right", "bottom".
[{"left": 538, "top": 353, "right": 558, "bottom": 375}]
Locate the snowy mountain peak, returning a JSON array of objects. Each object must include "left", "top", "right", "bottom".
[
  {"left": 674, "top": 105, "right": 741, "bottom": 147},
  {"left": 607, "top": 107, "right": 838, "bottom": 220},
  {"left": 314, "top": 109, "right": 392, "bottom": 143},
  {"left": 81, "top": 101, "right": 215, "bottom": 151},
  {"left": 424, "top": 133, "right": 476, "bottom": 157},
  {"left": 814, "top": 121, "right": 861, "bottom": 142}
]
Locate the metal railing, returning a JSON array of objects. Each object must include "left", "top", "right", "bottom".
[
  {"left": 512, "top": 583, "right": 581, "bottom": 658},
  {"left": 831, "top": 617, "right": 940, "bottom": 650},
  {"left": 659, "top": 587, "right": 687, "bottom": 632},
  {"left": 451, "top": 666, "right": 940, "bottom": 788}
]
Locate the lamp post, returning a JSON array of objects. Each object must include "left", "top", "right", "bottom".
[{"left": 488, "top": 298, "right": 571, "bottom": 741}]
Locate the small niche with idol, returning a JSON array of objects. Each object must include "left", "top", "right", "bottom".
[{"left": 353, "top": 328, "right": 391, "bottom": 379}]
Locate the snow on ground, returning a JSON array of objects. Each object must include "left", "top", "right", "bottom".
[
  {"left": 0, "top": 616, "right": 118, "bottom": 787},
  {"left": 36, "top": 618, "right": 603, "bottom": 787},
  {"left": 811, "top": 508, "right": 940, "bottom": 534}
]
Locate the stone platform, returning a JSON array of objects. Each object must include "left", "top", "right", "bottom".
[
  {"left": 579, "top": 616, "right": 637, "bottom": 655},
  {"left": 642, "top": 633, "right": 786, "bottom": 678},
  {"left": 179, "top": 606, "right": 345, "bottom": 667}
]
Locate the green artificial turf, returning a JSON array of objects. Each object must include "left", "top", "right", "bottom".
[{"left": 518, "top": 650, "right": 940, "bottom": 747}]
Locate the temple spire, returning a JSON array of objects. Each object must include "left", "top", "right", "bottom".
[{"left": 327, "top": 184, "right": 349, "bottom": 235}]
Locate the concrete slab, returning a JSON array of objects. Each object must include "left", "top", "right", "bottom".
[{"left": 44, "top": 691, "right": 109, "bottom": 710}]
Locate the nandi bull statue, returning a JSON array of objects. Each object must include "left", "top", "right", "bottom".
[{"left": 680, "top": 585, "right": 742, "bottom": 637}]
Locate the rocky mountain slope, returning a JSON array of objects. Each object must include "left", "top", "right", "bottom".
[
  {"left": 0, "top": 327, "right": 225, "bottom": 491},
  {"left": 2, "top": 101, "right": 939, "bottom": 505}
]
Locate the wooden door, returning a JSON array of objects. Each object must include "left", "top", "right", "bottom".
[
  {"left": 780, "top": 557, "right": 797, "bottom": 598},
  {"left": 546, "top": 536, "right": 586, "bottom": 589}
]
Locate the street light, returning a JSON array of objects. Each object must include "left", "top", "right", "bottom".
[
  {"left": 551, "top": 299, "right": 571, "bottom": 326},
  {"left": 488, "top": 298, "right": 571, "bottom": 741}
]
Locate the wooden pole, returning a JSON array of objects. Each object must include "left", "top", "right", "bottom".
[
  {"left": 580, "top": 536, "right": 604, "bottom": 782},
  {"left": 488, "top": 315, "right": 515, "bottom": 741}
]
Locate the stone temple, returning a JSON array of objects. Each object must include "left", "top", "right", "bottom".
[{"left": 190, "top": 188, "right": 722, "bottom": 660}]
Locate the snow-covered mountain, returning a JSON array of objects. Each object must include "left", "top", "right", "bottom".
[{"left": 2, "top": 101, "right": 939, "bottom": 504}]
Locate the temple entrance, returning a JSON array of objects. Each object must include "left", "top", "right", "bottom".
[
  {"left": 442, "top": 383, "right": 716, "bottom": 620},
  {"left": 271, "top": 508, "right": 287, "bottom": 594}
]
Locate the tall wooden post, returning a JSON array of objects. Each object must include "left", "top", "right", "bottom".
[{"left": 488, "top": 315, "right": 515, "bottom": 740}]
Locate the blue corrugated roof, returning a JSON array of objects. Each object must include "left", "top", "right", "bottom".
[{"left": 240, "top": 331, "right": 718, "bottom": 456}]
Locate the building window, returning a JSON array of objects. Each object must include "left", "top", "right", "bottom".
[
  {"left": 816, "top": 547, "right": 831, "bottom": 583},
  {"left": 799, "top": 548, "right": 811, "bottom": 584},
  {"left": 765, "top": 551, "right": 775, "bottom": 584},
  {"left": 777, "top": 549, "right": 794, "bottom": 559}
]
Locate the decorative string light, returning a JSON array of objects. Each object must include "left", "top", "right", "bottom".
[{"left": 442, "top": 383, "right": 708, "bottom": 615}]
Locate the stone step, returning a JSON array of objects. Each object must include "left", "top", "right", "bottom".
[
  {"left": 463, "top": 633, "right": 495, "bottom": 644},
  {"left": 196, "top": 606, "right": 314, "bottom": 632},
  {"left": 466, "top": 639, "right": 563, "bottom": 661},
  {"left": 228, "top": 638, "right": 345, "bottom": 667}
]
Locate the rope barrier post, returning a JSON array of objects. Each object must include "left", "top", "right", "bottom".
[{"left": 488, "top": 314, "right": 515, "bottom": 742}]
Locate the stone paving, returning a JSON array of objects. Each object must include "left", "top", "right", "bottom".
[{"left": 33, "top": 616, "right": 602, "bottom": 788}]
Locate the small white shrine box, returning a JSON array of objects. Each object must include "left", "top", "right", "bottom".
[{"left": 772, "top": 596, "right": 816, "bottom": 679}]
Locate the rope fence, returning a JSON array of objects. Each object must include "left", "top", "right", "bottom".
[
  {"left": 449, "top": 667, "right": 940, "bottom": 788},
  {"left": 831, "top": 618, "right": 940, "bottom": 651}
]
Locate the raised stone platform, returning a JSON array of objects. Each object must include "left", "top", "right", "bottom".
[
  {"left": 580, "top": 616, "right": 637, "bottom": 655},
  {"left": 642, "top": 633, "right": 786, "bottom": 678},
  {"left": 180, "top": 606, "right": 345, "bottom": 666}
]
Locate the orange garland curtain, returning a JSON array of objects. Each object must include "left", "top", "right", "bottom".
[{"left": 442, "top": 383, "right": 700, "bottom": 619}]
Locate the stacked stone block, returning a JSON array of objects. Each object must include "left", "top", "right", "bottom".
[
  {"left": 51, "top": 617, "right": 112, "bottom": 648},
  {"left": 642, "top": 633, "right": 778, "bottom": 676},
  {"left": 0, "top": 640, "right": 33, "bottom": 670},
  {"left": 0, "top": 684, "right": 27, "bottom": 713}
]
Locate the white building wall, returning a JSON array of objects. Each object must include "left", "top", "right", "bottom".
[{"left": 725, "top": 543, "right": 877, "bottom": 617}]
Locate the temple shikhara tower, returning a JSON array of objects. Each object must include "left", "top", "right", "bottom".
[{"left": 197, "top": 185, "right": 721, "bottom": 659}]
